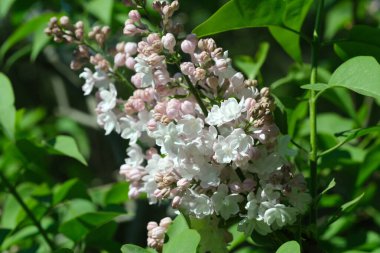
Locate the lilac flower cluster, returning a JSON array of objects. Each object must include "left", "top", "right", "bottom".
[{"left": 46, "top": 0, "right": 311, "bottom": 248}]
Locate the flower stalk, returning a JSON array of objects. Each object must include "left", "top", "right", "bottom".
[{"left": 309, "top": 0, "right": 325, "bottom": 239}]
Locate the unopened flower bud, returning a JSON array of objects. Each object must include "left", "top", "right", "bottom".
[
  {"left": 124, "top": 42, "right": 137, "bottom": 55},
  {"left": 162, "top": 33, "right": 176, "bottom": 52},
  {"left": 159, "top": 217, "right": 172, "bottom": 228},
  {"left": 59, "top": 16, "right": 70, "bottom": 26},
  {"left": 128, "top": 10, "right": 141, "bottom": 22}
]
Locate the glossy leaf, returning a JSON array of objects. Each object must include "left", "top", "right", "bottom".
[
  {"left": 321, "top": 178, "right": 336, "bottom": 195},
  {"left": 356, "top": 146, "right": 380, "bottom": 187},
  {"left": 329, "top": 56, "right": 380, "bottom": 102},
  {"left": 334, "top": 26, "right": 380, "bottom": 62},
  {"left": 234, "top": 42, "right": 270, "bottom": 79},
  {"left": 104, "top": 182, "right": 129, "bottom": 205},
  {"left": 0, "top": 73, "right": 15, "bottom": 139},
  {"left": 46, "top": 135, "right": 87, "bottom": 165},
  {"left": 276, "top": 240, "right": 301, "bottom": 253},
  {"left": 193, "top": 0, "right": 312, "bottom": 61}
]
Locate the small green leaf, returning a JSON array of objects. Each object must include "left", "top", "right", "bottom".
[
  {"left": 0, "top": 228, "right": 11, "bottom": 245},
  {"left": 0, "top": 13, "right": 55, "bottom": 61},
  {"left": 276, "top": 240, "right": 301, "bottom": 253},
  {"left": 46, "top": 135, "right": 87, "bottom": 165},
  {"left": 166, "top": 214, "right": 189, "bottom": 238},
  {"left": 0, "top": 0, "right": 15, "bottom": 18},
  {"left": 121, "top": 244, "right": 155, "bottom": 253},
  {"left": 234, "top": 42, "right": 270, "bottom": 80},
  {"left": 329, "top": 56, "right": 380, "bottom": 102},
  {"left": 334, "top": 26, "right": 380, "bottom": 62},
  {"left": 0, "top": 73, "right": 15, "bottom": 139},
  {"left": 53, "top": 178, "right": 90, "bottom": 205},
  {"left": 104, "top": 182, "right": 129, "bottom": 205},
  {"left": 84, "top": 0, "right": 114, "bottom": 25},
  {"left": 31, "top": 22, "right": 51, "bottom": 61},
  {"left": 356, "top": 145, "right": 380, "bottom": 187},
  {"left": 301, "top": 83, "right": 329, "bottom": 91},
  {"left": 321, "top": 178, "right": 336, "bottom": 195},
  {"left": 341, "top": 193, "right": 364, "bottom": 212},
  {"left": 59, "top": 212, "right": 120, "bottom": 241}
]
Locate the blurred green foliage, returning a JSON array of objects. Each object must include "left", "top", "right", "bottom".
[{"left": 1, "top": 0, "right": 380, "bottom": 252}]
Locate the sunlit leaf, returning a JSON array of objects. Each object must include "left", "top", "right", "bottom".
[
  {"left": 45, "top": 135, "right": 87, "bottom": 165},
  {"left": 0, "top": 73, "right": 15, "bottom": 139},
  {"left": 53, "top": 178, "right": 90, "bottom": 205},
  {"left": 84, "top": 0, "right": 114, "bottom": 25},
  {"left": 276, "top": 240, "right": 301, "bottom": 253}
]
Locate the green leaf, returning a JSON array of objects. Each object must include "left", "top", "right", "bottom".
[
  {"left": 121, "top": 244, "right": 155, "bottom": 253},
  {"left": 321, "top": 178, "right": 336, "bottom": 195},
  {"left": 334, "top": 26, "right": 380, "bottom": 62},
  {"left": 234, "top": 42, "right": 270, "bottom": 80},
  {"left": 275, "top": 240, "right": 301, "bottom": 253},
  {"left": 0, "top": 228, "right": 11, "bottom": 245},
  {"left": 0, "top": 13, "right": 55, "bottom": 61},
  {"left": 84, "top": 0, "right": 114, "bottom": 25},
  {"left": 0, "top": 0, "right": 15, "bottom": 18},
  {"left": 0, "top": 73, "right": 15, "bottom": 139},
  {"left": 53, "top": 178, "right": 90, "bottom": 205},
  {"left": 341, "top": 193, "right": 365, "bottom": 212},
  {"left": 30, "top": 21, "right": 51, "bottom": 61},
  {"left": 46, "top": 135, "right": 87, "bottom": 165},
  {"left": 269, "top": 0, "right": 313, "bottom": 62},
  {"left": 163, "top": 229, "right": 200, "bottom": 253},
  {"left": 104, "top": 182, "right": 129, "bottom": 205},
  {"left": 193, "top": 0, "right": 283, "bottom": 36},
  {"left": 59, "top": 212, "right": 120, "bottom": 241},
  {"left": 328, "top": 56, "right": 380, "bottom": 102},
  {"left": 356, "top": 145, "right": 380, "bottom": 187},
  {"left": 192, "top": 0, "right": 312, "bottom": 61},
  {"left": 163, "top": 214, "right": 201, "bottom": 253}
]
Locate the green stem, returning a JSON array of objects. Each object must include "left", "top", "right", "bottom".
[
  {"left": 0, "top": 171, "right": 55, "bottom": 250},
  {"left": 309, "top": 0, "right": 324, "bottom": 240}
]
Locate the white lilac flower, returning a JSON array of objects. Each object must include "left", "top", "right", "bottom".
[
  {"left": 120, "top": 111, "right": 152, "bottom": 143},
  {"left": 149, "top": 122, "right": 184, "bottom": 156},
  {"left": 238, "top": 218, "right": 272, "bottom": 236},
  {"left": 79, "top": 67, "right": 110, "bottom": 95},
  {"left": 245, "top": 192, "right": 259, "bottom": 220},
  {"left": 212, "top": 184, "right": 243, "bottom": 220},
  {"left": 176, "top": 115, "right": 204, "bottom": 140},
  {"left": 97, "top": 110, "right": 120, "bottom": 135},
  {"left": 181, "top": 189, "right": 214, "bottom": 218},
  {"left": 134, "top": 57, "right": 154, "bottom": 88},
  {"left": 276, "top": 135, "right": 297, "bottom": 158},
  {"left": 205, "top": 98, "right": 245, "bottom": 126},
  {"left": 213, "top": 128, "right": 253, "bottom": 164},
  {"left": 97, "top": 84, "right": 117, "bottom": 112},
  {"left": 124, "top": 143, "right": 145, "bottom": 167},
  {"left": 259, "top": 202, "right": 298, "bottom": 228}
]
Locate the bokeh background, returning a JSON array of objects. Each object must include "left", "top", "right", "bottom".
[{"left": 1, "top": 0, "right": 380, "bottom": 252}]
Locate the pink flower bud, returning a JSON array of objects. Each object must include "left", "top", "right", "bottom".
[
  {"left": 147, "top": 119, "right": 157, "bottom": 131},
  {"left": 125, "top": 57, "right": 136, "bottom": 70},
  {"left": 171, "top": 195, "right": 182, "bottom": 208},
  {"left": 193, "top": 67, "right": 206, "bottom": 81},
  {"left": 154, "top": 102, "right": 167, "bottom": 114},
  {"left": 181, "top": 39, "right": 196, "bottom": 54},
  {"left": 180, "top": 62, "right": 195, "bottom": 75},
  {"left": 154, "top": 69, "right": 170, "bottom": 86},
  {"left": 180, "top": 100, "right": 195, "bottom": 115},
  {"left": 114, "top": 53, "right": 126, "bottom": 67},
  {"left": 124, "top": 42, "right": 137, "bottom": 55},
  {"left": 128, "top": 10, "right": 141, "bottom": 22},
  {"left": 162, "top": 33, "right": 176, "bottom": 52},
  {"left": 177, "top": 178, "right": 190, "bottom": 188},
  {"left": 123, "top": 23, "right": 137, "bottom": 35},
  {"left": 151, "top": 227, "right": 166, "bottom": 239},
  {"left": 132, "top": 98, "right": 145, "bottom": 111},
  {"left": 215, "top": 58, "right": 229, "bottom": 72},
  {"left": 131, "top": 73, "right": 143, "bottom": 88},
  {"left": 147, "top": 221, "right": 158, "bottom": 231},
  {"left": 59, "top": 16, "right": 70, "bottom": 26},
  {"left": 166, "top": 99, "right": 181, "bottom": 119},
  {"left": 147, "top": 33, "right": 161, "bottom": 44},
  {"left": 159, "top": 217, "right": 172, "bottom": 228}
]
